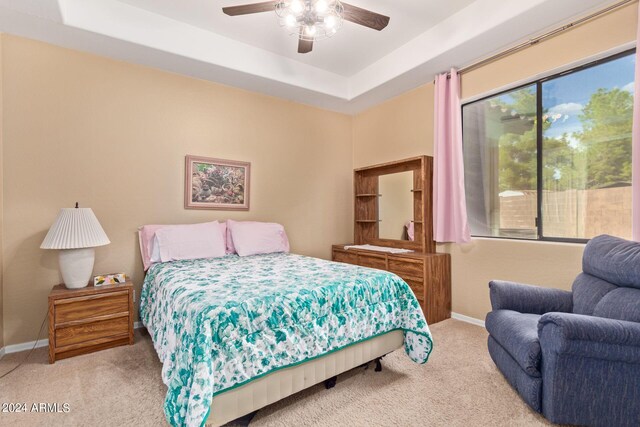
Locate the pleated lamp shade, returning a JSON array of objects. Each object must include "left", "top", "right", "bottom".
[{"left": 41, "top": 208, "right": 110, "bottom": 249}]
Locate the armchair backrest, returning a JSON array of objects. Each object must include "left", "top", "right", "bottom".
[{"left": 572, "top": 235, "right": 640, "bottom": 323}]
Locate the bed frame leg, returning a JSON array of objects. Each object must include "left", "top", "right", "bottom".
[
  {"left": 374, "top": 357, "right": 382, "bottom": 372},
  {"left": 324, "top": 375, "right": 338, "bottom": 389},
  {"left": 232, "top": 410, "right": 258, "bottom": 426}
]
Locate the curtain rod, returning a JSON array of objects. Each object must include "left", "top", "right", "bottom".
[{"left": 445, "top": 0, "right": 636, "bottom": 78}]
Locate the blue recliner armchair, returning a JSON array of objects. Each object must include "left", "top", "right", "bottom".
[{"left": 486, "top": 234, "right": 640, "bottom": 426}]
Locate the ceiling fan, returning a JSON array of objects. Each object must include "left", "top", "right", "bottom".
[{"left": 222, "top": 1, "right": 390, "bottom": 54}]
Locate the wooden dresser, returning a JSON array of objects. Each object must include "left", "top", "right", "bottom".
[
  {"left": 48, "top": 282, "right": 134, "bottom": 363},
  {"left": 334, "top": 155, "right": 452, "bottom": 324},
  {"left": 332, "top": 245, "right": 451, "bottom": 324}
]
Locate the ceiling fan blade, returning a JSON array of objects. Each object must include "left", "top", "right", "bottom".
[
  {"left": 341, "top": 3, "right": 390, "bottom": 31},
  {"left": 222, "top": 1, "right": 279, "bottom": 16},
  {"left": 298, "top": 37, "right": 313, "bottom": 54}
]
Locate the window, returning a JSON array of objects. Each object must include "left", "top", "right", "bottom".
[{"left": 462, "top": 50, "right": 635, "bottom": 242}]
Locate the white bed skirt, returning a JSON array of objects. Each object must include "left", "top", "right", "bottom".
[{"left": 207, "top": 329, "right": 405, "bottom": 426}]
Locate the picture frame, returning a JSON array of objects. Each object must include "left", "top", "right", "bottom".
[{"left": 185, "top": 155, "right": 251, "bottom": 210}]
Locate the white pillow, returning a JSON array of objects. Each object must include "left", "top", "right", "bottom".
[
  {"left": 228, "top": 220, "right": 290, "bottom": 257},
  {"left": 154, "top": 221, "right": 226, "bottom": 262}
]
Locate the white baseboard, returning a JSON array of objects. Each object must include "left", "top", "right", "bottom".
[
  {"left": 0, "top": 321, "right": 146, "bottom": 359},
  {"left": 451, "top": 312, "right": 486, "bottom": 328},
  {"left": 0, "top": 337, "right": 49, "bottom": 356}
]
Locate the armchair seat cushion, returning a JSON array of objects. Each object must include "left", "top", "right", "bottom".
[{"left": 485, "top": 310, "right": 542, "bottom": 377}]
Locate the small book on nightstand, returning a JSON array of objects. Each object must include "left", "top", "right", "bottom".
[{"left": 47, "top": 281, "right": 135, "bottom": 364}]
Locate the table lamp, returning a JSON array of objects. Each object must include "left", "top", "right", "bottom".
[{"left": 40, "top": 203, "right": 111, "bottom": 289}]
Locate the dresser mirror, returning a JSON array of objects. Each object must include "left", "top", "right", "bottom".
[
  {"left": 378, "top": 171, "right": 414, "bottom": 241},
  {"left": 354, "top": 156, "right": 434, "bottom": 253}
]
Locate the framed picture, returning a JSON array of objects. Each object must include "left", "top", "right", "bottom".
[{"left": 185, "top": 155, "right": 251, "bottom": 210}]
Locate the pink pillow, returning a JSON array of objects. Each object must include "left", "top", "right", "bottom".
[
  {"left": 139, "top": 221, "right": 228, "bottom": 270},
  {"left": 228, "top": 220, "right": 290, "bottom": 257},
  {"left": 138, "top": 224, "right": 167, "bottom": 271},
  {"left": 155, "top": 221, "right": 226, "bottom": 262}
]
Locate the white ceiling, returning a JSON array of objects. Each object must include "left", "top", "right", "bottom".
[
  {"left": 0, "top": 0, "right": 620, "bottom": 114},
  {"left": 117, "top": 0, "right": 476, "bottom": 76}
]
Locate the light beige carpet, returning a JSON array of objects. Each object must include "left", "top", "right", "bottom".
[{"left": 0, "top": 319, "right": 551, "bottom": 426}]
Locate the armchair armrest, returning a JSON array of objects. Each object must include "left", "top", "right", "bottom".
[
  {"left": 539, "top": 312, "right": 640, "bottom": 363},
  {"left": 489, "top": 280, "right": 573, "bottom": 314},
  {"left": 538, "top": 313, "right": 640, "bottom": 424}
]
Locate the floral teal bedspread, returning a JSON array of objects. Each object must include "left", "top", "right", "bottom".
[{"left": 140, "top": 253, "right": 433, "bottom": 427}]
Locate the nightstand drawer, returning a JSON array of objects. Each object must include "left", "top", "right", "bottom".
[
  {"left": 388, "top": 258, "right": 424, "bottom": 278},
  {"left": 55, "top": 315, "right": 129, "bottom": 348},
  {"left": 55, "top": 291, "right": 129, "bottom": 324}
]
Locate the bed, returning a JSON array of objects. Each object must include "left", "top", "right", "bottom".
[{"left": 140, "top": 252, "right": 433, "bottom": 427}]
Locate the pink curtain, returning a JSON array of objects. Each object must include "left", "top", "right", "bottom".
[
  {"left": 433, "top": 68, "right": 471, "bottom": 243},
  {"left": 633, "top": 6, "right": 640, "bottom": 241}
]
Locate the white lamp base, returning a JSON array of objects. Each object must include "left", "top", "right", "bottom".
[{"left": 59, "top": 248, "right": 95, "bottom": 289}]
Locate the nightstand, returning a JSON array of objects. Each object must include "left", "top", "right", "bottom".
[{"left": 48, "top": 281, "right": 134, "bottom": 364}]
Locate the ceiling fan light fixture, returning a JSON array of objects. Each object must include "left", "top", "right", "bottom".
[
  {"left": 315, "top": 0, "right": 328, "bottom": 13},
  {"left": 285, "top": 14, "right": 297, "bottom": 27},
  {"left": 290, "top": 0, "right": 305, "bottom": 14},
  {"left": 276, "top": 0, "right": 344, "bottom": 41},
  {"left": 324, "top": 15, "right": 336, "bottom": 29}
]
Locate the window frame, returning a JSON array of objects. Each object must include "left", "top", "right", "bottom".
[{"left": 461, "top": 48, "right": 636, "bottom": 244}]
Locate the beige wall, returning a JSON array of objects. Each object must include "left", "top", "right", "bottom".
[
  {"left": 1, "top": 35, "right": 353, "bottom": 345},
  {"left": 353, "top": 3, "right": 637, "bottom": 321},
  {"left": 353, "top": 84, "right": 434, "bottom": 168},
  {"left": 460, "top": 3, "right": 637, "bottom": 100}
]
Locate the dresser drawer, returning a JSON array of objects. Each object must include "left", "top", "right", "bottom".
[
  {"left": 55, "top": 291, "right": 129, "bottom": 325},
  {"left": 357, "top": 253, "right": 387, "bottom": 270},
  {"left": 55, "top": 316, "right": 129, "bottom": 348},
  {"left": 333, "top": 250, "right": 358, "bottom": 265},
  {"left": 388, "top": 258, "right": 424, "bottom": 278},
  {"left": 402, "top": 276, "right": 425, "bottom": 301}
]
